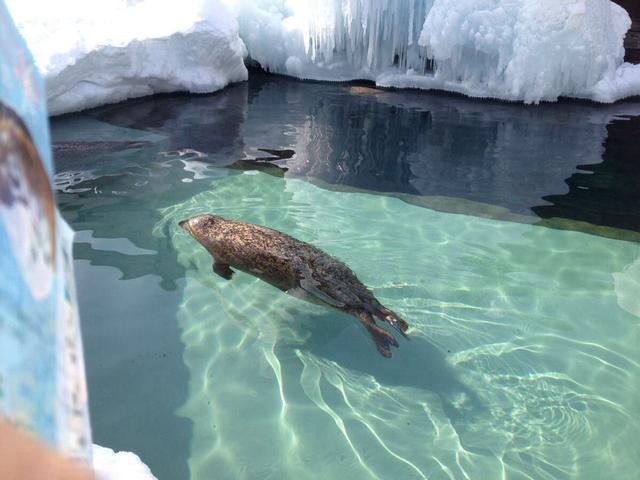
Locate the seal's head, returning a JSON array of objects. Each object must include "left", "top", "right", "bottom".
[{"left": 179, "top": 214, "right": 227, "bottom": 246}]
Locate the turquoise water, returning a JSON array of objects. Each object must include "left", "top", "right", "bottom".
[{"left": 53, "top": 77, "right": 640, "bottom": 479}]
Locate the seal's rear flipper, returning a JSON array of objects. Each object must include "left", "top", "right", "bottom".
[
  {"left": 357, "top": 312, "right": 399, "bottom": 358},
  {"left": 213, "top": 262, "right": 234, "bottom": 280},
  {"left": 375, "top": 308, "right": 409, "bottom": 339}
]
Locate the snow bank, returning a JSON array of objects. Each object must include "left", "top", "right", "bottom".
[
  {"left": 92, "top": 444, "right": 157, "bottom": 480},
  {"left": 7, "top": 0, "right": 640, "bottom": 108},
  {"left": 238, "top": 0, "right": 640, "bottom": 104},
  {"left": 7, "top": 0, "right": 247, "bottom": 116}
]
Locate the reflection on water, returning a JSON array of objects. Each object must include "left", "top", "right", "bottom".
[
  {"left": 51, "top": 76, "right": 640, "bottom": 480},
  {"left": 86, "top": 86, "right": 247, "bottom": 164},
  {"left": 534, "top": 115, "right": 640, "bottom": 233},
  {"left": 59, "top": 72, "right": 640, "bottom": 239}
]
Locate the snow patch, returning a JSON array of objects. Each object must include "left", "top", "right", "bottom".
[
  {"left": 92, "top": 444, "right": 157, "bottom": 480},
  {"left": 7, "top": 0, "right": 248, "bottom": 115}
]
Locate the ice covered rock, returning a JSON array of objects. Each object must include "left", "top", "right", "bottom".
[
  {"left": 585, "top": 61, "right": 640, "bottom": 102},
  {"left": 419, "top": 0, "right": 635, "bottom": 102},
  {"left": 7, "top": 0, "right": 247, "bottom": 115},
  {"left": 92, "top": 444, "right": 157, "bottom": 480},
  {"left": 237, "top": 0, "right": 640, "bottom": 104}
]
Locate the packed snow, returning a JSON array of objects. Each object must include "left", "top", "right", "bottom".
[
  {"left": 6, "top": 0, "right": 640, "bottom": 111},
  {"left": 6, "top": 0, "right": 247, "bottom": 115},
  {"left": 92, "top": 444, "right": 157, "bottom": 480}
]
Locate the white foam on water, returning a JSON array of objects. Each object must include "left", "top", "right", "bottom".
[{"left": 614, "top": 255, "right": 640, "bottom": 318}]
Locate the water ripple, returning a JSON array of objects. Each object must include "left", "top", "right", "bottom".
[{"left": 158, "top": 173, "right": 639, "bottom": 480}]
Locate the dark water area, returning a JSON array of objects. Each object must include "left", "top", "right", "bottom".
[
  {"left": 56, "top": 166, "right": 194, "bottom": 479},
  {"left": 64, "top": 72, "right": 640, "bottom": 240},
  {"left": 534, "top": 115, "right": 640, "bottom": 232}
]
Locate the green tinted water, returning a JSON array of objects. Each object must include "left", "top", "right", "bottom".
[
  {"left": 53, "top": 78, "right": 640, "bottom": 479},
  {"left": 159, "top": 171, "right": 639, "bottom": 480}
]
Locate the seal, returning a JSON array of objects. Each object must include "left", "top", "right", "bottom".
[
  {"left": 347, "top": 86, "right": 384, "bottom": 95},
  {"left": 179, "top": 214, "right": 409, "bottom": 357}
]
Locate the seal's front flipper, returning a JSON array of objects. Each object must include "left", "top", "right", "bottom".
[
  {"left": 213, "top": 262, "right": 234, "bottom": 280},
  {"left": 356, "top": 312, "right": 398, "bottom": 359}
]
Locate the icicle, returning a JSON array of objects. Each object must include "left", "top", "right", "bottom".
[{"left": 408, "top": 0, "right": 414, "bottom": 46}]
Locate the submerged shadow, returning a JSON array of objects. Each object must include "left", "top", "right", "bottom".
[{"left": 288, "top": 309, "right": 485, "bottom": 420}]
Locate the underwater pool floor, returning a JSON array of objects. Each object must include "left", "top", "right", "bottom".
[{"left": 53, "top": 76, "right": 640, "bottom": 480}]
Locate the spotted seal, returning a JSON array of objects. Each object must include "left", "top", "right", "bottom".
[{"left": 179, "top": 214, "right": 409, "bottom": 357}]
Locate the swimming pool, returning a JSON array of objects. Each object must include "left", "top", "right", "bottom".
[{"left": 52, "top": 74, "right": 640, "bottom": 480}]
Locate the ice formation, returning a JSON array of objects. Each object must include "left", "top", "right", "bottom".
[
  {"left": 6, "top": 0, "right": 640, "bottom": 112},
  {"left": 418, "top": 0, "right": 636, "bottom": 102},
  {"left": 6, "top": 0, "right": 247, "bottom": 115},
  {"left": 239, "top": 0, "right": 640, "bottom": 103},
  {"left": 235, "top": 0, "right": 435, "bottom": 81},
  {"left": 92, "top": 444, "right": 157, "bottom": 480}
]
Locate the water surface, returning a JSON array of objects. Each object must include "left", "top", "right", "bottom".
[{"left": 52, "top": 75, "right": 640, "bottom": 480}]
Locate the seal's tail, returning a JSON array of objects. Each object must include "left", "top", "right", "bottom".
[{"left": 356, "top": 311, "right": 400, "bottom": 358}]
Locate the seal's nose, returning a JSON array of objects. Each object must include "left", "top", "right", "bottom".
[{"left": 178, "top": 219, "right": 188, "bottom": 229}]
